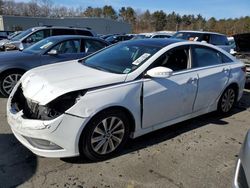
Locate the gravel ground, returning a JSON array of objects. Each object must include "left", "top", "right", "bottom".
[{"left": 0, "top": 86, "right": 250, "bottom": 188}]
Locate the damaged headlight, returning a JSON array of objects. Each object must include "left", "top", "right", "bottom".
[
  {"left": 11, "top": 87, "right": 87, "bottom": 120},
  {"left": 38, "top": 90, "right": 87, "bottom": 120}
]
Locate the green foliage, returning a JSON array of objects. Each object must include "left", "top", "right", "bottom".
[
  {"left": 102, "top": 5, "right": 117, "bottom": 20},
  {"left": 1, "top": 0, "right": 250, "bottom": 35}
]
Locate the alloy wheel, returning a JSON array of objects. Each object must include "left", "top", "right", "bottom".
[
  {"left": 90, "top": 116, "right": 125, "bottom": 155},
  {"left": 2, "top": 73, "right": 22, "bottom": 95},
  {"left": 221, "top": 88, "right": 235, "bottom": 113}
]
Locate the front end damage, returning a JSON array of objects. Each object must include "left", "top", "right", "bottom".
[{"left": 7, "top": 83, "right": 89, "bottom": 158}]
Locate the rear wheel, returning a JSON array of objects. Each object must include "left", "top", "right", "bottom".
[
  {"left": 218, "top": 87, "right": 237, "bottom": 114},
  {"left": 80, "top": 110, "right": 130, "bottom": 161},
  {"left": 0, "top": 71, "right": 23, "bottom": 97}
]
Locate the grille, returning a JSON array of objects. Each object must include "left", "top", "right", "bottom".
[{"left": 11, "top": 85, "right": 61, "bottom": 120}]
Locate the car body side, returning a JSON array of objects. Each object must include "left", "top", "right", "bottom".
[{"left": 7, "top": 41, "right": 245, "bottom": 157}]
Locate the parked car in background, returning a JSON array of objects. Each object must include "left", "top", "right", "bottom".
[
  {"left": 100, "top": 34, "right": 119, "bottom": 40},
  {"left": 171, "top": 31, "right": 231, "bottom": 53},
  {"left": 234, "top": 33, "right": 250, "bottom": 83},
  {"left": 0, "top": 35, "right": 108, "bottom": 96},
  {"left": 0, "top": 30, "right": 14, "bottom": 40},
  {"left": 105, "top": 34, "right": 134, "bottom": 44},
  {"left": 7, "top": 39, "right": 245, "bottom": 160},
  {"left": 3, "top": 26, "right": 96, "bottom": 51},
  {"left": 228, "top": 36, "right": 236, "bottom": 55},
  {"left": 0, "top": 31, "right": 22, "bottom": 51},
  {"left": 132, "top": 32, "right": 173, "bottom": 40},
  {"left": 233, "top": 130, "right": 250, "bottom": 188}
]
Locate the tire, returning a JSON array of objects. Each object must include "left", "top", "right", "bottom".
[
  {"left": 217, "top": 86, "right": 237, "bottom": 114},
  {"left": 80, "top": 109, "right": 130, "bottom": 161},
  {"left": 0, "top": 70, "right": 24, "bottom": 97}
]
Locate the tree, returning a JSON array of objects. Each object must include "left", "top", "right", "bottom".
[
  {"left": 152, "top": 10, "right": 167, "bottom": 31},
  {"left": 0, "top": 0, "right": 3, "bottom": 15},
  {"left": 83, "top": 6, "right": 102, "bottom": 17},
  {"left": 119, "top": 7, "right": 136, "bottom": 25},
  {"left": 39, "top": 0, "right": 53, "bottom": 17},
  {"left": 102, "top": 5, "right": 117, "bottom": 20}
]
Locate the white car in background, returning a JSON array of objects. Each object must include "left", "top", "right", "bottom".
[{"left": 7, "top": 39, "right": 246, "bottom": 160}]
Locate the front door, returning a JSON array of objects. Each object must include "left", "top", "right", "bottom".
[{"left": 142, "top": 45, "right": 198, "bottom": 128}]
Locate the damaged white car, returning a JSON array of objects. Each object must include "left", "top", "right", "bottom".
[{"left": 7, "top": 39, "right": 246, "bottom": 160}]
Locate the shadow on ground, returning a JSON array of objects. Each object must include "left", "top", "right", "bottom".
[
  {"left": 63, "top": 90, "right": 250, "bottom": 164},
  {"left": 0, "top": 134, "right": 37, "bottom": 187}
]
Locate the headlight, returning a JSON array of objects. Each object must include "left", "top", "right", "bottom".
[{"left": 11, "top": 87, "right": 87, "bottom": 120}]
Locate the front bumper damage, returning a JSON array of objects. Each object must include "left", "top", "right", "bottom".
[{"left": 7, "top": 85, "right": 88, "bottom": 158}]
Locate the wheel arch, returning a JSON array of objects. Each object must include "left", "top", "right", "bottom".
[
  {"left": 0, "top": 68, "right": 26, "bottom": 78},
  {"left": 226, "top": 82, "right": 239, "bottom": 99},
  {"left": 78, "top": 105, "right": 136, "bottom": 153}
]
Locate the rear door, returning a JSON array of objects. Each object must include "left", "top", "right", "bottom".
[{"left": 191, "top": 45, "right": 231, "bottom": 112}]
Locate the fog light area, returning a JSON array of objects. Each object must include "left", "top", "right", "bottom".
[{"left": 24, "top": 137, "right": 63, "bottom": 150}]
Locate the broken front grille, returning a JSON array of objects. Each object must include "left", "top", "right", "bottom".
[{"left": 11, "top": 85, "right": 61, "bottom": 120}]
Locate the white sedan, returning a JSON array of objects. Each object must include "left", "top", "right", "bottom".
[{"left": 7, "top": 39, "right": 246, "bottom": 160}]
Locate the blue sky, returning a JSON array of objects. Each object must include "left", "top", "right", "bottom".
[{"left": 16, "top": 0, "right": 250, "bottom": 19}]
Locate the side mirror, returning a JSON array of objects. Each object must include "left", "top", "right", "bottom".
[
  {"left": 47, "top": 49, "right": 58, "bottom": 55},
  {"left": 146, "top": 67, "right": 173, "bottom": 78}
]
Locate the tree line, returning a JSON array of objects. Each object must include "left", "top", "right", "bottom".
[{"left": 0, "top": 0, "right": 250, "bottom": 35}]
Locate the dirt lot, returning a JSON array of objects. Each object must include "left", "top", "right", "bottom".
[{"left": 0, "top": 86, "right": 250, "bottom": 188}]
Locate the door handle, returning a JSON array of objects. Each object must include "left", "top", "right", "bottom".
[
  {"left": 187, "top": 77, "right": 198, "bottom": 84},
  {"left": 222, "top": 68, "right": 230, "bottom": 72}
]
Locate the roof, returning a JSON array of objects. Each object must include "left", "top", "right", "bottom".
[
  {"left": 177, "top": 30, "right": 226, "bottom": 36},
  {"left": 43, "top": 35, "right": 108, "bottom": 43},
  {"left": 122, "top": 38, "right": 184, "bottom": 47}
]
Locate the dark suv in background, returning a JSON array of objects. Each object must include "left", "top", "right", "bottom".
[
  {"left": 171, "top": 31, "right": 231, "bottom": 53},
  {"left": 3, "top": 26, "right": 96, "bottom": 51}
]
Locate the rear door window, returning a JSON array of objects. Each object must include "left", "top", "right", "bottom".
[
  {"left": 192, "top": 46, "right": 223, "bottom": 68},
  {"left": 83, "top": 40, "right": 107, "bottom": 53}
]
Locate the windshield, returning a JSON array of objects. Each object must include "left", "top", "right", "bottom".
[
  {"left": 23, "top": 38, "right": 57, "bottom": 54},
  {"left": 171, "top": 32, "right": 203, "bottom": 41},
  {"left": 11, "top": 28, "right": 34, "bottom": 41},
  {"left": 84, "top": 42, "right": 161, "bottom": 74}
]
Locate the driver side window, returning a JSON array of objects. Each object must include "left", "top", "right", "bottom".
[
  {"left": 50, "top": 40, "right": 80, "bottom": 54},
  {"left": 152, "top": 46, "right": 190, "bottom": 72}
]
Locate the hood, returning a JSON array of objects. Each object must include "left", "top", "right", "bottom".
[
  {"left": 20, "top": 60, "right": 127, "bottom": 105},
  {"left": 0, "top": 51, "right": 36, "bottom": 64},
  {"left": 233, "top": 33, "right": 250, "bottom": 52}
]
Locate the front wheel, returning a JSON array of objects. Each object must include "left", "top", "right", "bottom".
[
  {"left": 218, "top": 87, "right": 237, "bottom": 114},
  {"left": 80, "top": 110, "right": 130, "bottom": 161},
  {"left": 0, "top": 71, "right": 23, "bottom": 97}
]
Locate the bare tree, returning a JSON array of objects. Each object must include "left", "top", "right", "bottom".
[{"left": 38, "top": 0, "right": 53, "bottom": 17}]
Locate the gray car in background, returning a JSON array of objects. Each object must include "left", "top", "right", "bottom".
[
  {"left": 233, "top": 130, "right": 250, "bottom": 188},
  {"left": 0, "top": 35, "right": 109, "bottom": 96},
  {"left": 3, "top": 26, "right": 96, "bottom": 51},
  {"left": 171, "top": 31, "right": 231, "bottom": 53}
]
